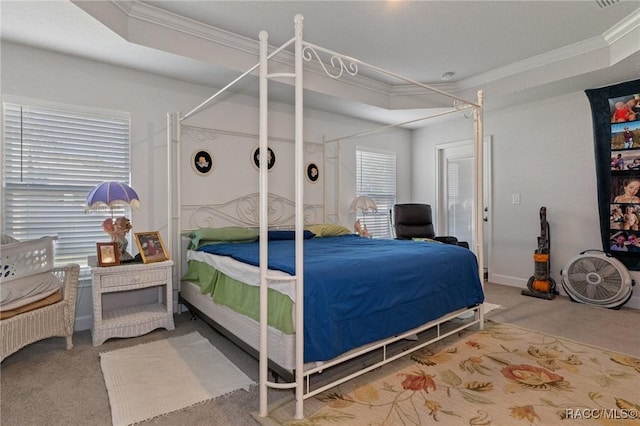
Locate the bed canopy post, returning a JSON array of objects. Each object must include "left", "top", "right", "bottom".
[
  {"left": 473, "top": 90, "right": 485, "bottom": 329},
  {"left": 167, "top": 112, "right": 181, "bottom": 293},
  {"left": 293, "top": 13, "right": 305, "bottom": 420},
  {"left": 258, "top": 29, "right": 270, "bottom": 418},
  {"left": 322, "top": 138, "right": 341, "bottom": 225},
  {"left": 172, "top": 14, "right": 485, "bottom": 421}
]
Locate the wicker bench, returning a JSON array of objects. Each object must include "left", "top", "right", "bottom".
[{"left": 1, "top": 237, "right": 80, "bottom": 361}]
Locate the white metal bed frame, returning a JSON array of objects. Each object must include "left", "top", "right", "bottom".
[{"left": 168, "top": 14, "right": 484, "bottom": 420}]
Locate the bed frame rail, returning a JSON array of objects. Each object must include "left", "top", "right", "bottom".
[{"left": 301, "top": 304, "right": 483, "bottom": 398}]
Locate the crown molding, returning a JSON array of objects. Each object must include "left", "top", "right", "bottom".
[
  {"left": 604, "top": 7, "right": 640, "bottom": 43},
  {"left": 125, "top": 0, "right": 259, "bottom": 56},
  {"left": 461, "top": 8, "right": 640, "bottom": 91},
  {"left": 87, "top": 1, "right": 640, "bottom": 111},
  {"left": 109, "top": 0, "right": 135, "bottom": 15},
  {"left": 391, "top": 6, "right": 640, "bottom": 100},
  {"left": 117, "top": 1, "right": 403, "bottom": 104}
]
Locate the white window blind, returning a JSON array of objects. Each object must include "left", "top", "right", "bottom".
[
  {"left": 355, "top": 148, "right": 396, "bottom": 238},
  {"left": 2, "top": 102, "right": 131, "bottom": 274}
]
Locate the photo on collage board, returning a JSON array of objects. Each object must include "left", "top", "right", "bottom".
[
  {"left": 609, "top": 93, "right": 640, "bottom": 125},
  {"left": 609, "top": 94, "right": 640, "bottom": 256},
  {"left": 610, "top": 230, "right": 640, "bottom": 253}
]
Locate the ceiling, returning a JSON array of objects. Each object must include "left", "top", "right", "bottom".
[{"left": 2, "top": 0, "right": 640, "bottom": 127}]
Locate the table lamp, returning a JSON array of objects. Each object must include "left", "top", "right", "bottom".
[
  {"left": 85, "top": 181, "right": 140, "bottom": 260},
  {"left": 349, "top": 195, "right": 377, "bottom": 237}
]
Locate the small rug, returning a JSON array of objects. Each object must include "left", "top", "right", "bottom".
[
  {"left": 100, "top": 331, "right": 254, "bottom": 426},
  {"left": 258, "top": 321, "right": 640, "bottom": 425}
]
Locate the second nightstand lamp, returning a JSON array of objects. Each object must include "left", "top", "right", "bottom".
[{"left": 350, "top": 195, "right": 377, "bottom": 237}]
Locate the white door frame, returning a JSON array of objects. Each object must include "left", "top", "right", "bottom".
[{"left": 436, "top": 136, "right": 492, "bottom": 275}]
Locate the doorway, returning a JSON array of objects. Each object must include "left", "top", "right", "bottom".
[{"left": 436, "top": 137, "right": 492, "bottom": 278}]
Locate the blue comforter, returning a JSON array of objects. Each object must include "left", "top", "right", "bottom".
[{"left": 199, "top": 234, "right": 484, "bottom": 362}]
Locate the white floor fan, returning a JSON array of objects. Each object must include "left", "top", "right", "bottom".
[{"left": 561, "top": 250, "right": 634, "bottom": 309}]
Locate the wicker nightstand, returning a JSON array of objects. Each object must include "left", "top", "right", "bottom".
[{"left": 91, "top": 260, "right": 175, "bottom": 346}]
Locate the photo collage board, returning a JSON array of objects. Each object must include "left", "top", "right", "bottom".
[{"left": 586, "top": 79, "right": 640, "bottom": 270}]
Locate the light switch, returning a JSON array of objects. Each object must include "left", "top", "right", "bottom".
[{"left": 512, "top": 193, "right": 520, "bottom": 205}]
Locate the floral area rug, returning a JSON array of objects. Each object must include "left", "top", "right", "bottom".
[{"left": 258, "top": 321, "right": 640, "bottom": 425}]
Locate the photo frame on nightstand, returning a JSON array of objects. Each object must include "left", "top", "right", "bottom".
[
  {"left": 97, "top": 242, "right": 120, "bottom": 267},
  {"left": 134, "top": 231, "right": 169, "bottom": 263}
]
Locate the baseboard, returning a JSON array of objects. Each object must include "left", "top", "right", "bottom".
[
  {"left": 489, "top": 273, "right": 639, "bottom": 310},
  {"left": 625, "top": 296, "right": 639, "bottom": 310},
  {"left": 488, "top": 273, "right": 528, "bottom": 288},
  {"left": 74, "top": 314, "right": 93, "bottom": 331}
]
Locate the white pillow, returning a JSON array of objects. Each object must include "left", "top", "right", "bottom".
[{"left": 1, "top": 271, "right": 61, "bottom": 311}]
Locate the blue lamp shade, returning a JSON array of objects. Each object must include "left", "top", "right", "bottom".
[{"left": 85, "top": 181, "right": 141, "bottom": 212}]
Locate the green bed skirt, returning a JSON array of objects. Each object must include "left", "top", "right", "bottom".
[{"left": 182, "top": 260, "right": 294, "bottom": 334}]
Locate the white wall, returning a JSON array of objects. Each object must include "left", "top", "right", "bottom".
[
  {"left": 7, "top": 40, "right": 634, "bottom": 331},
  {"left": 1, "top": 42, "right": 413, "bottom": 329},
  {"left": 179, "top": 96, "right": 414, "bottom": 226},
  {"left": 413, "top": 91, "right": 639, "bottom": 309}
]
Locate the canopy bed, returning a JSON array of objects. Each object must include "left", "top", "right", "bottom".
[{"left": 167, "top": 15, "right": 485, "bottom": 420}]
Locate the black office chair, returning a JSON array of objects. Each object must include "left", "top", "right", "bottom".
[{"left": 392, "top": 203, "right": 469, "bottom": 248}]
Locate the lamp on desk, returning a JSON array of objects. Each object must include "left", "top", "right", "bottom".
[
  {"left": 349, "top": 195, "right": 377, "bottom": 237},
  {"left": 85, "top": 181, "right": 140, "bottom": 261}
]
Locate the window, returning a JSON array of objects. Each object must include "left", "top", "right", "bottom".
[
  {"left": 446, "top": 156, "right": 473, "bottom": 244},
  {"left": 2, "top": 101, "right": 131, "bottom": 277},
  {"left": 355, "top": 148, "right": 396, "bottom": 238}
]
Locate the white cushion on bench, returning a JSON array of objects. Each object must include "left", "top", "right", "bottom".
[{"left": 1, "top": 271, "right": 60, "bottom": 311}]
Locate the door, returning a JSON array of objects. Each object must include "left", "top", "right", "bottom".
[{"left": 437, "top": 137, "right": 492, "bottom": 277}]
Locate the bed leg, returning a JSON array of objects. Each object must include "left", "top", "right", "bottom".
[{"left": 271, "top": 370, "right": 280, "bottom": 383}]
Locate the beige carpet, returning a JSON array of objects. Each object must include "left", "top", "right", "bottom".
[
  {"left": 258, "top": 321, "right": 640, "bottom": 425},
  {"left": 100, "top": 331, "right": 255, "bottom": 426},
  {"left": 456, "top": 302, "right": 501, "bottom": 319}
]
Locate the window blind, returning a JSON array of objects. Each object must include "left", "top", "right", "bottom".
[
  {"left": 2, "top": 102, "right": 131, "bottom": 274},
  {"left": 355, "top": 148, "right": 396, "bottom": 238}
]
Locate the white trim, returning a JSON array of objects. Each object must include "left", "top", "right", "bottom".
[{"left": 1, "top": 94, "right": 131, "bottom": 120}]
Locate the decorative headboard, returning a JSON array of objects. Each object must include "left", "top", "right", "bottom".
[{"left": 183, "top": 192, "right": 324, "bottom": 230}]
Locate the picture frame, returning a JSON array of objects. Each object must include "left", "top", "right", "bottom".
[
  {"left": 251, "top": 146, "right": 276, "bottom": 171},
  {"left": 97, "top": 242, "right": 120, "bottom": 267},
  {"left": 306, "top": 162, "right": 319, "bottom": 183},
  {"left": 134, "top": 231, "right": 169, "bottom": 263},
  {"left": 191, "top": 149, "right": 214, "bottom": 176}
]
